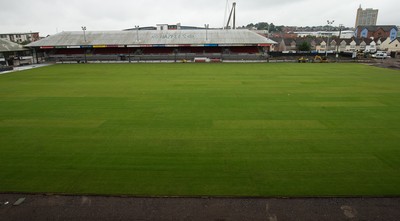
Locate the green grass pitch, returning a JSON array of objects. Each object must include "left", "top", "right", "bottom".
[{"left": 0, "top": 63, "right": 400, "bottom": 197}]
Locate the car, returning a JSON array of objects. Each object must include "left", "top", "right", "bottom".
[
  {"left": 371, "top": 52, "right": 389, "bottom": 59},
  {"left": 0, "top": 65, "right": 13, "bottom": 72}
]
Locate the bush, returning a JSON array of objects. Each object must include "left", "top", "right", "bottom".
[{"left": 298, "top": 41, "right": 311, "bottom": 52}]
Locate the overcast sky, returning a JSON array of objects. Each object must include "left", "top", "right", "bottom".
[{"left": 0, "top": 0, "right": 398, "bottom": 36}]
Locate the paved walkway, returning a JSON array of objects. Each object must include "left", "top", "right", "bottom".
[
  {"left": 0, "top": 64, "right": 52, "bottom": 75},
  {"left": 1, "top": 194, "right": 399, "bottom": 221}
]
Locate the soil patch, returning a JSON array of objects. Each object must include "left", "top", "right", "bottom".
[{"left": 369, "top": 58, "right": 400, "bottom": 70}]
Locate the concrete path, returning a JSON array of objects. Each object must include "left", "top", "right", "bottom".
[
  {"left": 0, "top": 64, "right": 52, "bottom": 75},
  {"left": 1, "top": 194, "right": 399, "bottom": 221}
]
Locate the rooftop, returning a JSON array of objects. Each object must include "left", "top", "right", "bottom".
[
  {"left": 26, "top": 29, "right": 276, "bottom": 47},
  {"left": 0, "top": 32, "right": 39, "bottom": 35},
  {"left": 357, "top": 25, "right": 398, "bottom": 32},
  {"left": 0, "top": 38, "right": 28, "bottom": 52}
]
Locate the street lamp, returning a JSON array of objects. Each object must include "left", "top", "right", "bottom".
[
  {"left": 205, "top": 24, "right": 209, "bottom": 42},
  {"left": 81, "top": 26, "right": 87, "bottom": 63},
  {"left": 135, "top": 25, "right": 139, "bottom": 42},
  {"left": 326, "top": 20, "right": 334, "bottom": 57},
  {"left": 81, "top": 26, "right": 87, "bottom": 42}
]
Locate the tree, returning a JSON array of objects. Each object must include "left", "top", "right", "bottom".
[
  {"left": 246, "top": 23, "right": 255, "bottom": 29},
  {"left": 275, "top": 25, "right": 284, "bottom": 32},
  {"left": 269, "top": 23, "right": 276, "bottom": 32},
  {"left": 246, "top": 22, "right": 269, "bottom": 30},
  {"left": 298, "top": 41, "right": 311, "bottom": 52},
  {"left": 256, "top": 22, "right": 269, "bottom": 30}
]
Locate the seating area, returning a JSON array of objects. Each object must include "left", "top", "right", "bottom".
[
  {"left": 47, "top": 46, "right": 264, "bottom": 62},
  {"left": 141, "top": 47, "right": 175, "bottom": 54},
  {"left": 92, "top": 48, "right": 131, "bottom": 54},
  {"left": 176, "top": 47, "right": 223, "bottom": 54},
  {"left": 54, "top": 49, "right": 84, "bottom": 55},
  {"left": 228, "top": 46, "right": 260, "bottom": 54}
]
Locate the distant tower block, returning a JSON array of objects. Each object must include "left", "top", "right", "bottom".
[{"left": 355, "top": 5, "right": 379, "bottom": 27}]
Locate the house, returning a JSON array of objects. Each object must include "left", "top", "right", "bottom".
[
  {"left": 306, "top": 38, "right": 321, "bottom": 51},
  {"left": 270, "top": 38, "right": 297, "bottom": 51},
  {"left": 318, "top": 40, "right": 326, "bottom": 52},
  {"left": 0, "top": 32, "right": 40, "bottom": 44},
  {"left": 357, "top": 38, "right": 377, "bottom": 52},
  {"left": 271, "top": 37, "right": 326, "bottom": 52},
  {"left": 387, "top": 38, "right": 400, "bottom": 53},
  {"left": 375, "top": 38, "right": 385, "bottom": 50},
  {"left": 270, "top": 32, "right": 298, "bottom": 38},
  {"left": 295, "top": 37, "right": 322, "bottom": 52},
  {"left": 270, "top": 37, "right": 385, "bottom": 53},
  {"left": 338, "top": 39, "right": 358, "bottom": 52},
  {"left": 339, "top": 39, "right": 357, "bottom": 52},
  {"left": 365, "top": 39, "right": 377, "bottom": 52},
  {"left": 355, "top": 26, "right": 398, "bottom": 41},
  {"left": 318, "top": 39, "right": 338, "bottom": 52},
  {"left": 270, "top": 38, "right": 285, "bottom": 51},
  {"left": 271, "top": 37, "right": 350, "bottom": 52},
  {"left": 285, "top": 38, "right": 297, "bottom": 51},
  {"left": 330, "top": 39, "right": 338, "bottom": 51},
  {"left": 339, "top": 40, "right": 348, "bottom": 52},
  {"left": 375, "top": 37, "right": 399, "bottom": 57},
  {"left": 380, "top": 38, "right": 392, "bottom": 51}
]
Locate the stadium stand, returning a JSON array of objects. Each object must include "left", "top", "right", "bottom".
[
  {"left": 0, "top": 38, "right": 33, "bottom": 66},
  {"left": 26, "top": 29, "right": 276, "bottom": 62}
]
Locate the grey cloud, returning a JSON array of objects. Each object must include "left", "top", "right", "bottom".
[{"left": 0, "top": 0, "right": 398, "bottom": 36}]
